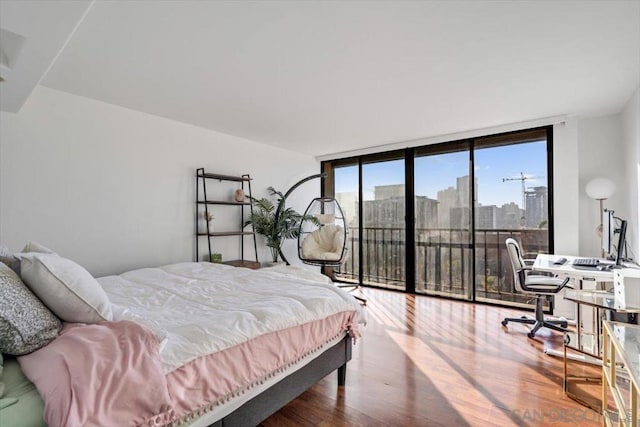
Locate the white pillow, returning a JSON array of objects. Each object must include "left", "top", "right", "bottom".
[
  {"left": 0, "top": 241, "right": 55, "bottom": 276},
  {"left": 16, "top": 253, "right": 113, "bottom": 323},
  {"left": 21, "top": 241, "right": 56, "bottom": 254}
]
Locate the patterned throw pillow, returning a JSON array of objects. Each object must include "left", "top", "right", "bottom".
[
  {"left": 0, "top": 263, "right": 62, "bottom": 355},
  {"left": 0, "top": 247, "right": 20, "bottom": 276}
]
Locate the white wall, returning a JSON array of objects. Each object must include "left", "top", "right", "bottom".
[
  {"left": 2, "top": 85, "right": 637, "bottom": 278},
  {"left": 0, "top": 86, "right": 319, "bottom": 276},
  {"left": 621, "top": 86, "right": 640, "bottom": 261},
  {"left": 577, "top": 114, "right": 626, "bottom": 258},
  {"left": 553, "top": 119, "right": 580, "bottom": 256},
  {"left": 573, "top": 89, "right": 639, "bottom": 263}
]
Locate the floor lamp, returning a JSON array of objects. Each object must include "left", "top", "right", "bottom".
[{"left": 585, "top": 178, "right": 615, "bottom": 258}]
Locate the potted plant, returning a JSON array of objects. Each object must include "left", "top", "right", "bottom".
[{"left": 244, "top": 187, "right": 317, "bottom": 264}]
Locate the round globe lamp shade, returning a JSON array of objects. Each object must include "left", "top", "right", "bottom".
[{"left": 585, "top": 178, "right": 615, "bottom": 200}]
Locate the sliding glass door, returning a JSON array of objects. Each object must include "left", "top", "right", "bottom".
[
  {"left": 473, "top": 129, "right": 552, "bottom": 305},
  {"left": 333, "top": 163, "right": 359, "bottom": 283},
  {"left": 324, "top": 127, "right": 553, "bottom": 307},
  {"left": 414, "top": 146, "right": 473, "bottom": 300},
  {"left": 361, "top": 156, "right": 405, "bottom": 290}
]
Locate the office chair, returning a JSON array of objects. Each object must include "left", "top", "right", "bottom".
[{"left": 501, "top": 238, "right": 571, "bottom": 339}]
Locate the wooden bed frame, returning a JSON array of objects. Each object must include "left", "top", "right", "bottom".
[{"left": 210, "top": 334, "right": 353, "bottom": 426}]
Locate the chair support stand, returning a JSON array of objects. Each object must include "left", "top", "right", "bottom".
[
  {"left": 502, "top": 295, "right": 568, "bottom": 339},
  {"left": 273, "top": 173, "right": 326, "bottom": 265}
]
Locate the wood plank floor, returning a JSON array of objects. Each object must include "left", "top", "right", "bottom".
[{"left": 262, "top": 287, "right": 604, "bottom": 426}]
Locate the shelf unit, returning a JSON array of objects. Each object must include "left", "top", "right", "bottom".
[{"left": 196, "top": 168, "right": 259, "bottom": 269}]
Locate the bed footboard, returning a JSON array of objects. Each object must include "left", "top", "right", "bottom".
[{"left": 210, "top": 335, "right": 352, "bottom": 427}]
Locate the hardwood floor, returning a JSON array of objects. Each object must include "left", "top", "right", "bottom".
[{"left": 262, "top": 287, "right": 603, "bottom": 426}]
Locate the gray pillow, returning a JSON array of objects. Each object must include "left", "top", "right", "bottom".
[
  {"left": 0, "top": 248, "right": 20, "bottom": 276},
  {"left": 0, "top": 263, "right": 62, "bottom": 355},
  {"left": 21, "top": 241, "right": 55, "bottom": 255},
  {"left": 0, "top": 242, "right": 55, "bottom": 277}
]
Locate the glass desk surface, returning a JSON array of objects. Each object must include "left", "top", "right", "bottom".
[
  {"left": 565, "top": 331, "right": 599, "bottom": 356},
  {"left": 605, "top": 321, "right": 640, "bottom": 389},
  {"left": 565, "top": 289, "right": 640, "bottom": 313}
]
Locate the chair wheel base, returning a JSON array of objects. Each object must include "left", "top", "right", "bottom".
[
  {"left": 527, "top": 331, "right": 536, "bottom": 339},
  {"left": 501, "top": 320, "right": 508, "bottom": 327}
]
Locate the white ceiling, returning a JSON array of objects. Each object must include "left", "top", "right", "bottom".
[
  {"left": 0, "top": 0, "right": 92, "bottom": 112},
  {"left": 4, "top": 1, "right": 640, "bottom": 157}
]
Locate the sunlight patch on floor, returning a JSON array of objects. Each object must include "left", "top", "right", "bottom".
[{"left": 386, "top": 329, "right": 522, "bottom": 427}]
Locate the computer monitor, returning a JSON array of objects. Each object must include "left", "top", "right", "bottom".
[
  {"left": 615, "top": 219, "right": 628, "bottom": 266},
  {"left": 603, "top": 208, "right": 613, "bottom": 257}
]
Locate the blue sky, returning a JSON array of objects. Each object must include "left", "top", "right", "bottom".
[{"left": 334, "top": 141, "right": 548, "bottom": 207}]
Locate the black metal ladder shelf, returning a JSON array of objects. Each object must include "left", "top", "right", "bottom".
[{"left": 195, "top": 168, "right": 259, "bottom": 268}]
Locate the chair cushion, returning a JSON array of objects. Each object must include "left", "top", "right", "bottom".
[
  {"left": 524, "top": 275, "right": 567, "bottom": 292},
  {"left": 301, "top": 225, "right": 344, "bottom": 261},
  {"left": 525, "top": 275, "right": 566, "bottom": 286}
]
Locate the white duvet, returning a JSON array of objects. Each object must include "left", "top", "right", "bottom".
[{"left": 98, "top": 262, "right": 364, "bottom": 373}]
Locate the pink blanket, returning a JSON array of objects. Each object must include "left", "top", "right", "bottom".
[
  {"left": 167, "top": 310, "right": 357, "bottom": 420},
  {"left": 17, "top": 312, "right": 357, "bottom": 425},
  {"left": 18, "top": 321, "right": 175, "bottom": 427}
]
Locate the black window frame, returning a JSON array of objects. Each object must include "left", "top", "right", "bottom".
[{"left": 322, "top": 125, "right": 554, "bottom": 305}]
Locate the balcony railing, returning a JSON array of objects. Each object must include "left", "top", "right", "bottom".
[{"left": 335, "top": 226, "right": 549, "bottom": 305}]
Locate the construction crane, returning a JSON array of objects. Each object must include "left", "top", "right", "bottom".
[{"left": 503, "top": 172, "right": 533, "bottom": 225}]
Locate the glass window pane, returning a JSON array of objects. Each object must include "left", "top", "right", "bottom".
[
  {"left": 362, "top": 159, "right": 405, "bottom": 290},
  {"left": 414, "top": 150, "right": 472, "bottom": 299},
  {"left": 474, "top": 138, "right": 550, "bottom": 305},
  {"left": 325, "top": 127, "right": 552, "bottom": 310},
  {"left": 334, "top": 165, "right": 359, "bottom": 283}
]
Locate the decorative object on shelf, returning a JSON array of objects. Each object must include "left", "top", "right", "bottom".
[
  {"left": 585, "top": 177, "right": 616, "bottom": 258},
  {"left": 210, "top": 253, "right": 222, "bottom": 263},
  {"left": 204, "top": 211, "right": 214, "bottom": 232},
  {"left": 234, "top": 188, "right": 245, "bottom": 202},
  {"left": 244, "top": 187, "right": 317, "bottom": 263}
]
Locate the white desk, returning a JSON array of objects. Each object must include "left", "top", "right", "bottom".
[
  {"left": 533, "top": 254, "right": 616, "bottom": 361},
  {"left": 532, "top": 254, "right": 615, "bottom": 284}
]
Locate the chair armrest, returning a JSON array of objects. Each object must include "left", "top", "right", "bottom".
[
  {"left": 557, "top": 276, "right": 571, "bottom": 293},
  {"left": 523, "top": 266, "right": 556, "bottom": 279},
  {"left": 523, "top": 258, "right": 536, "bottom": 266},
  {"left": 534, "top": 270, "right": 555, "bottom": 277}
]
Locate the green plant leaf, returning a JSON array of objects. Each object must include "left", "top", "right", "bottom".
[{"left": 244, "top": 189, "right": 317, "bottom": 261}]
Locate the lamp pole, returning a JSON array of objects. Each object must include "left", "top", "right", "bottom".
[
  {"left": 598, "top": 198, "right": 605, "bottom": 259},
  {"left": 585, "top": 177, "right": 615, "bottom": 259}
]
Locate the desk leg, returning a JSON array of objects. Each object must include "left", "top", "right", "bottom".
[
  {"left": 563, "top": 345, "right": 603, "bottom": 413},
  {"left": 596, "top": 307, "right": 602, "bottom": 357},
  {"left": 602, "top": 330, "right": 608, "bottom": 421},
  {"left": 564, "top": 342, "right": 568, "bottom": 392},
  {"left": 577, "top": 285, "right": 583, "bottom": 351}
]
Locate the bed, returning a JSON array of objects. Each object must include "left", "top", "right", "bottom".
[{"left": 0, "top": 247, "right": 364, "bottom": 427}]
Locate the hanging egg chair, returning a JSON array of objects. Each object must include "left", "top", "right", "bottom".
[{"left": 298, "top": 197, "right": 348, "bottom": 266}]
